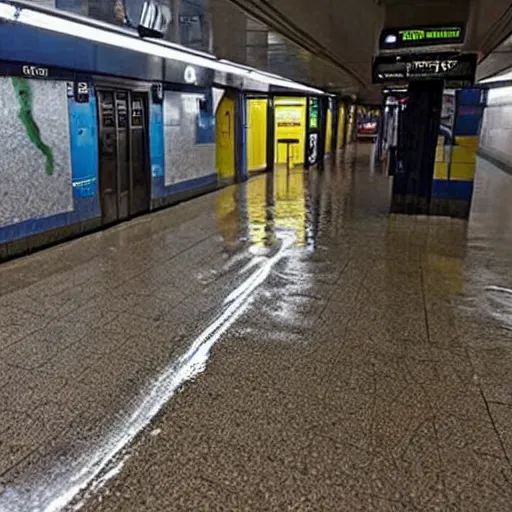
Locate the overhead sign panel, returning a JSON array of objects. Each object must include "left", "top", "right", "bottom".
[
  {"left": 372, "top": 53, "right": 477, "bottom": 85},
  {"left": 380, "top": 25, "right": 465, "bottom": 50}
]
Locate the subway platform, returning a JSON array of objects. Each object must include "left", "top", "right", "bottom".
[{"left": 1, "top": 145, "right": 512, "bottom": 511}]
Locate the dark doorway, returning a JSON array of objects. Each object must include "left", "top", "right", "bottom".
[{"left": 97, "top": 88, "right": 151, "bottom": 225}]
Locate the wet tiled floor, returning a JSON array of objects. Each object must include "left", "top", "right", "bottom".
[{"left": 1, "top": 146, "right": 512, "bottom": 511}]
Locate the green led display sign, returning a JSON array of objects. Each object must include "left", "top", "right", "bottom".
[
  {"left": 380, "top": 25, "right": 465, "bottom": 49},
  {"left": 401, "top": 28, "right": 462, "bottom": 42}
]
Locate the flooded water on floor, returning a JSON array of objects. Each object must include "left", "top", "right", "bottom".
[{"left": 1, "top": 145, "right": 512, "bottom": 511}]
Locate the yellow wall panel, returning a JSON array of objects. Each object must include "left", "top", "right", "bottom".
[
  {"left": 450, "top": 163, "right": 476, "bottom": 181},
  {"left": 325, "top": 108, "right": 333, "bottom": 155},
  {"left": 455, "top": 136, "right": 479, "bottom": 150},
  {"left": 337, "top": 105, "right": 345, "bottom": 149},
  {"left": 247, "top": 99, "right": 268, "bottom": 173},
  {"left": 436, "top": 144, "right": 445, "bottom": 162},
  {"left": 216, "top": 96, "right": 235, "bottom": 179},
  {"left": 434, "top": 162, "right": 448, "bottom": 180},
  {"left": 451, "top": 146, "right": 476, "bottom": 164}
]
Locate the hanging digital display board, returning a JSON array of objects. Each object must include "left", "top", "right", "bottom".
[
  {"left": 379, "top": 25, "right": 465, "bottom": 50},
  {"left": 372, "top": 53, "right": 477, "bottom": 85}
]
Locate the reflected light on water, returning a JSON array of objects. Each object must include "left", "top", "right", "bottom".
[{"left": 0, "top": 231, "right": 296, "bottom": 512}]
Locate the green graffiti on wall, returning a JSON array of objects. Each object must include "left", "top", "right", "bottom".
[{"left": 11, "top": 77, "right": 54, "bottom": 176}]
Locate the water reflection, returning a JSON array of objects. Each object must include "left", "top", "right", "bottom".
[
  {"left": 215, "top": 186, "right": 240, "bottom": 250},
  {"left": 217, "top": 167, "right": 311, "bottom": 249},
  {"left": 216, "top": 160, "right": 363, "bottom": 252}
]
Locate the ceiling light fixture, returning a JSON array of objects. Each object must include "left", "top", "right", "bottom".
[
  {"left": 0, "top": 3, "right": 16, "bottom": 19},
  {"left": 479, "top": 69, "right": 512, "bottom": 84},
  {"left": 249, "top": 71, "right": 325, "bottom": 94}
]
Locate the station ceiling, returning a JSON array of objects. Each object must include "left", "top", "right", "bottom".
[{"left": 224, "top": 0, "right": 512, "bottom": 101}]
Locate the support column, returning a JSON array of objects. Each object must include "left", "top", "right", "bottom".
[
  {"left": 235, "top": 92, "right": 248, "bottom": 183},
  {"left": 391, "top": 80, "right": 443, "bottom": 215},
  {"left": 266, "top": 96, "right": 275, "bottom": 173}
]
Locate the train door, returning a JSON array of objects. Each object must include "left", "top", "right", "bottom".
[
  {"left": 130, "top": 93, "right": 151, "bottom": 216},
  {"left": 97, "top": 89, "right": 150, "bottom": 225}
]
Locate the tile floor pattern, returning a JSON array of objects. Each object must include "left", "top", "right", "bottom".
[{"left": 1, "top": 147, "right": 512, "bottom": 511}]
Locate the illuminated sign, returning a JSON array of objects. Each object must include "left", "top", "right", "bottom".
[
  {"left": 380, "top": 25, "right": 465, "bottom": 49},
  {"left": 401, "top": 29, "right": 461, "bottom": 41},
  {"left": 372, "top": 53, "right": 477, "bottom": 85},
  {"left": 309, "top": 97, "right": 319, "bottom": 129}
]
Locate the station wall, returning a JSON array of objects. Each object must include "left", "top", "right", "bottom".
[
  {"left": 0, "top": 76, "right": 100, "bottom": 249},
  {"left": 479, "top": 86, "right": 512, "bottom": 168},
  {"left": 162, "top": 91, "right": 216, "bottom": 188},
  {"left": 0, "top": 16, "right": 219, "bottom": 259},
  {"left": 0, "top": 78, "right": 73, "bottom": 228},
  {"left": 0, "top": 81, "right": 218, "bottom": 257}
]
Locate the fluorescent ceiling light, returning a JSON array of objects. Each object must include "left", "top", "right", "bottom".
[
  {"left": 221, "top": 59, "right": 325, "bottom": 94},
  {"left": 0, "top": 2, "right": 328, "bottom": 94},
  {"left": 487, "top": 86, "right": 512, "bottom": 102},
  {"left": 479, "top": 69, "right": 512, "bottom": 84},
  {"left": 249, "top": 71, "right": 324, "bottom": 94},
  {"left": 0, "top": 3, "right": 15, "bottom": 19}
]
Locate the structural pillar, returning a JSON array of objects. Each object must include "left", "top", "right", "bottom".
[
  {"left": 265, "top": 96, "right": 275, "bottom": 173},
  {"left": 391, "top": 80, "right": 443, "bottom": 215}
]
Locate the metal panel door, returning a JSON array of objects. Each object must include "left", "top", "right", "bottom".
[
  {"left": 97, "top": 90, "right": 118, "bottom": 225},
  {"left": 115, "top": 91, "right": 130, "bottom": 221},
  {"left": 97, "top": 88, "right": 150, "bottom": 223},
  {"left": 129, "top": 93, "right": 150, "bottom": 217}
]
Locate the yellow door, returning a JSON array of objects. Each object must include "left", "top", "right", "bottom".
[
  {"left": 325, "top": 107, "right": 333, "bottom": 155},
  {"left": 247, "top": 98, "right": 268, "bottom": 173},
  {"left": 274, "top": 97, "right": 307, "bottom": 166},
  {"left": 337, "top": 105, "right": 345, "bottom": 149},
  {"left": 216, "top": 96, "right": 235, "bottom": 179}
]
